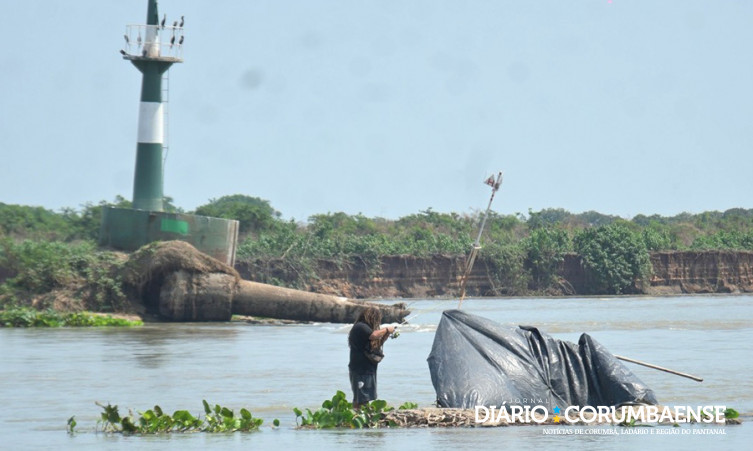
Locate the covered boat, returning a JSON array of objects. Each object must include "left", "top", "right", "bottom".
[{"left": 427, "top": 309, "right": 658, "bottom": 410}]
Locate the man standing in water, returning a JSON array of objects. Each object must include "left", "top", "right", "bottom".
[{"left": 348, "top": 307, "right": 395, "bottom": 408}]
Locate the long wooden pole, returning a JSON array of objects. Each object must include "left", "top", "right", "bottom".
[
  {"left": 458, "top": 172, "right": 503, "bottom": 309},
  {"left": 614, "top": 354, "right": 704, "bottom": 382}
]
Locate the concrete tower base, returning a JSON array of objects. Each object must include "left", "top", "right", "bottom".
[{"left": 99, "top": 207, "right": 239, "bottom": 266}]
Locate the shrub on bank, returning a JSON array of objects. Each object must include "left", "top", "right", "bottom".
[
  {"left": 574, "top": 223, "right": 652, "bottom": 295},
  {"left": 0, "top": 238, "right": 128, "bottom": 312}
]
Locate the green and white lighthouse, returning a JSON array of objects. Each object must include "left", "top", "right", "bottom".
[
  {"left": 100, "top": 0, "right": 239, "bottom": 265},
  {"left": 124, "top": 0, "right": 182, "bottom": 211}
]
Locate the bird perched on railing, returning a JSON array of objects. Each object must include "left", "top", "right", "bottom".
[
  {"left": 119, "top": 49, "right": 127, "bottom": 56},
  {"left": 160, "top": 13, "right": 166, "bottom": 29},
  {"left": 178, "top": 35, "right": 184, "bottom": 46},
  {"left": 179, "top": 16, "right": 184, "bottom": 28}
]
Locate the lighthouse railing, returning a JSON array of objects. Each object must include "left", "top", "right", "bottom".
[{"left": 123, "top": 24, "right": 184, "bottom": 60}]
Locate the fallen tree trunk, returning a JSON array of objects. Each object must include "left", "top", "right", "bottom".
[
  {"left": 122, "top": 241, "right": 409, "bottom": 323},
  {"left": 233, "top": 280, "right": 408, "bottom": 324},
  {"left": 158, "top": 270, "right": 236, "bottom": 321}
]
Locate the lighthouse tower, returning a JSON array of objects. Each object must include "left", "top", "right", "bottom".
[
  {"left": 123, "top": 0, "right": 183, "bottom": 211},
  {"left": 100, "top": 0, "right": 239, "bottom": 266}
]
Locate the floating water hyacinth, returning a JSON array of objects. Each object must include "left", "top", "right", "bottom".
[{"left": 92, "top": 400, "right": 265, "bottom": 434}]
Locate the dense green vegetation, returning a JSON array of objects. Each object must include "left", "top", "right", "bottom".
[
  {"left": 0, "top": 238, "right": 127, "bottom": 312},
  {"left": 234, "top": 205, "right": 753, "bottom": 294},
  {"left": 0, "top": 307, "right": 141, "bottom": 327},
  {"left": 194, "top": 194, "right": 281, "bottom": 234},
  {"left": 573, "top": 224, "right": 652, "bottom": 294},
  {"left": 0, "top": 196, "right": 178, "bottom": 242},
  {"left": 3, "top": 197, "right": 753, "bottom": 303}
]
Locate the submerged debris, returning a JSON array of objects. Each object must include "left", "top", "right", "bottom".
[
  {"left": 378, "top": 405, "right": 742, "bottom": 428},
  {"left": 380, "top": 408, "right": 477, "bottom": 428}
]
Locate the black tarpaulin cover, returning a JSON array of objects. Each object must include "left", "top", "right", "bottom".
[{"left": 427, "top": 310, "right": 658, "bottom": 410}]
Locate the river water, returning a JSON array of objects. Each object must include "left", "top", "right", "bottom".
[{"left": 2, "top": 295, "right": 751, "bottom": 449}]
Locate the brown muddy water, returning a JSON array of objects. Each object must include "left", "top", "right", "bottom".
[{"left": 1, "top": 295, "right": 751, "bottom": 449}]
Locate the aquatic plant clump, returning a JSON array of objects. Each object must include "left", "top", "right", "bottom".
[
  {"left": 94, "top": 400, "right": 265, "bottom": 434},
  {"left": 293, "top": 390, "right": 418, "bottom": 429},
  {"left": 0, "top": 308, "right": 142, "bottom": 327}
]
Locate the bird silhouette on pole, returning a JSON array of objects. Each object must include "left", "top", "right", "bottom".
[
  {"left": 170, "top": 34, "right": 176, "bottom": 48},
  {"left": 160, "top": 14, "right": 166, "bottom": 29},
  {"left": 179, "top": 16, "right": 184, "bottom": 28},
  {"left": 178, "top": 35, "right": 184, "bottom": 46},
  {"left": 173, "top": 20, "right": 178, "bottom": 28}
]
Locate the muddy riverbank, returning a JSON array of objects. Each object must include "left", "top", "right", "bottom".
[{"left": 236, "top": 250, "right": 753, "bottom": 298}]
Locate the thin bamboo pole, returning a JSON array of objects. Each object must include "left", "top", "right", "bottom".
[
  {"left": 615, "top": 354, "right": 704, "bottom": 382},
  {"left": 458, "top": 172, "right": 503, "bottom": 309}
]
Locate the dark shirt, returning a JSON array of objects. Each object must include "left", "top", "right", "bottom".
[{"left": 348, "top": 321, "right": 378, "bottom": 374}]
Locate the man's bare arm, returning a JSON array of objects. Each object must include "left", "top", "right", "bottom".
[{"left": 369, "top": 326, "right": 395, "bottom": 342}]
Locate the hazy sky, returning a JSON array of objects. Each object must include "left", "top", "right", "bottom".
[{"left": 1, "top": 1, "right": 751, "bottom": 222}]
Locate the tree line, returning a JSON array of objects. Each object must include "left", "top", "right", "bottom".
[{"left": 2, "top": 195, "right": 753, "bottom": 305}]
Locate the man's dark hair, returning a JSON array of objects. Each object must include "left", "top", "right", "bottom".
[
  {"left": 355, "top": 306, "right": 382, "bottom": 331},
  {"left": 355, "top": 307, "right": 383, "bottom": 351}
]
